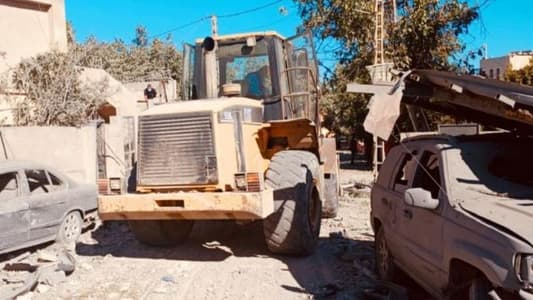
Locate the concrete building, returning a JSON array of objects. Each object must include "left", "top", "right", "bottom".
[
  {"left": 0, "top": 0, "right": 67, "bottom": 74},
  {"left": 480, "top": 50, "right": 533, "bottom": 80}
]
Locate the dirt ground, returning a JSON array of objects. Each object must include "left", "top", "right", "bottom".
[{"left": 2, "top": 154, "right": 428, "bottom": 300}]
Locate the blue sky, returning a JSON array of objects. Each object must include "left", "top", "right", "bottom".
[{"left": 66, "top": 0, "right": 532, "bottom": 69}]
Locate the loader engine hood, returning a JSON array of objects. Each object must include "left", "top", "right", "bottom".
[
  {"left": 136, "top": 97, "right": 263, "bottom": 189},
  {"left": 140, "top": 97, "right": 263, "bottom": 116}
]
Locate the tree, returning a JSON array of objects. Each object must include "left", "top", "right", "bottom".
[
  {"left": 389, "top": 0, "right": 479, "bottom": 70},
  {"left": 73, "top": 27, "right": 183, "bottom": 96},
  {"left": 295, "top": 0, "right": 479, "bottom": 138},
  {"left": 505, "top": 58, "right": 533, "bottom": 86},
  {"left": 11, "top": 51, "right": 109, "bottom": 126},
  {"left": 132, "top": 25, "right": 149, "bottom": 48}
]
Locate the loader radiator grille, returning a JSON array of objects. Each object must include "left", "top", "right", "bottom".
[{"left": 138, "top": 113, "right": 217, "bottom": 186}]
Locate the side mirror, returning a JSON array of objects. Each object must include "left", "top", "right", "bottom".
[{"left": 404, "top": 188, "right": 439, "bottom": 210}]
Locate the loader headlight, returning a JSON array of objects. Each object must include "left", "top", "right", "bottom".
[
  {"left": 515, "top": 254, "right": 533, "bottom": 289},
  {"left": 109, "top": 177, "right": 122, "bottom": 194}
]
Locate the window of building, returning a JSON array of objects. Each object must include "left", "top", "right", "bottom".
[
  {"left": 496, "top": 68, "right": 501, "bottom": 80},
  {"left": 489, "top": 69, "right": 494, "bottom": 78}
]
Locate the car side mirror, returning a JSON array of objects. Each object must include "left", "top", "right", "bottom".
[{"left": 404, "top": 188, "right": 439, "bottom": 210}]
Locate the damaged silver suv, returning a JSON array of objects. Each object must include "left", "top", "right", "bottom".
[{"left": 371, "top": 133, "right": 533, "bottom": 300}]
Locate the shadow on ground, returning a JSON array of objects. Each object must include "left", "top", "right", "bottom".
[
  {"left": 75, "top": 220, "right": 430, "bottom": 299},
  {"left": 75, "top": 220, "right": 372, "bottom": 298}
]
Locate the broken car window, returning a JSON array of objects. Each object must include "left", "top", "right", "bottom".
[
  {"left": 451, "top": 140, "right": 533, "bottom": 199},
  {"left": 412, "top": 152, "right": 441, "bottom": 199},
  {"left": 25, "top": 169, "right": 50, "bottom": 195},
  {"left": 0, "top": 172, "right": 19, "bottom": 201},
  {"left": 393, "top": 153, "right": 416, "bottom": 193},
  {"left": 47, "top": 172, "right": 64, "bottom": 192}
]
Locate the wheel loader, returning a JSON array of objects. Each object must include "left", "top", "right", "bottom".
[{"left": 98, "top": 30, "right": 340, "bottom": 255}]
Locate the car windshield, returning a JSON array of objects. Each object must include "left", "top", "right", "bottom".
[{"left": 448, "top": 138, "right": 533, "bottom": 199}]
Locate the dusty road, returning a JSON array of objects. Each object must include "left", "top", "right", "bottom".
[{"left": 5, "top": 159, "right": 426, "bottom": 300}]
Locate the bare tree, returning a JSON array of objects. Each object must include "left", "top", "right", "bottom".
[{"left": 11, "top": 50, "right": 110, "bottom": 126}]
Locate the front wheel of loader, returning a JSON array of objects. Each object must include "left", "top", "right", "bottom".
[
  {"left": 263, "top": 150, "right": 322, "bottom": 256},
  {"left": 128, "top": 220, "right": 194, "bottom": 247}
]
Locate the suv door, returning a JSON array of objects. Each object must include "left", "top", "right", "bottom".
[
  {"left": 25, "top": 169, "right": 64, "bottom": 240},
  {"left": 0, "top": 171, "right": 29, "bottom": 250},
  {"left": 381, "top": 148, "right": 419, "bottom": 265},
  {"left": 395, "top": 149, "right": 446, "bottom": 291}
]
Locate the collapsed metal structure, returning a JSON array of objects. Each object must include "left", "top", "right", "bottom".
[{"left": 349, "top": 69, "right": 533, "bottom": 138}]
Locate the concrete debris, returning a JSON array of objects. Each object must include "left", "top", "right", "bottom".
[
  {"left": 37, "top": 250, "right": 58, "bottom": 263},
  {"left": 0, "top": 247, "right": 76, "bottom": 300},
  {"left": 39, "top": 268, "right": 66, "bottom": 286},
  {"left": 161, "top": 275, "right": 175, "bottom": 283}
]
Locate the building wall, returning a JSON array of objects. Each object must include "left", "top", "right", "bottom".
[
  {"left": 0, "top": 125, "right": 97, "bottom": 184},
  {"left": 480, "top": 52, "right": 533, "bottom": 80},
  {"left": 124, "top": 79, "right": 178, "bottom": 109},
  {"left": 509, "top": 53, "right": 533, "bottom": 70},
  {"left": 480, "top": 56, "right": 509, "bottom": 80},
  {"left": 0, "top": 0, "right": 67, "bottom": 74}
]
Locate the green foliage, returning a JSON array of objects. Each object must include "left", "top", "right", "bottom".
[
  {"left": 389, "top": 0, "right": 479, "bottom": 70},
  {"left": 11, "top": 51, "right": 108, "bottom": 126},
  {"left": 9, "top": 24, "right": 183, "bottom": 126},
  {"left": 505, "top": 58, "right": 533, "bottom": 86},
  {"left": 295, "top": 0, "right": 479, "bottom": 136}
]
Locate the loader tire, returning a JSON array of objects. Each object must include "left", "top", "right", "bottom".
[
  {"left": 128, "top": 220, "right": 193, "bottom": 247},
  {"left": 263, "top": 150, "right": 322, "bottom": 255}
]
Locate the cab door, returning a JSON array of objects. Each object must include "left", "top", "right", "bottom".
[{"left": 0, "top": 170, "right": 29, "bottom": 250}]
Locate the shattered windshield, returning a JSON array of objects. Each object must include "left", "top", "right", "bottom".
[{"left": 449, "top": 138, "right": 533, "bottom": 199}]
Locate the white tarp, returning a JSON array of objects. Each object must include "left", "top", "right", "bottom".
[
  {"left": 363, "top": 88, "right": 403, "bottom": 140},
  {"left": 347, "top": 72, "right": 410, "bottom": 140}
]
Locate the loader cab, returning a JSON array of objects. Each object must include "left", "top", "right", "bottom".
[{"left": 182, "top": 31, "right": 320, "bottom": 123}]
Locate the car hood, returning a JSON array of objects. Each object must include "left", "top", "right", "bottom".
[{"left": 460, "top": 196, "right": 533, "bottom": 244}]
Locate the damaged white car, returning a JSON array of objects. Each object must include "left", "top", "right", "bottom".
[
  {"left": 0, "top": 161, "right": 97, "bottom": 255},
  {"left": 371, "top": 133, "right": 533, "bottom": 300}
]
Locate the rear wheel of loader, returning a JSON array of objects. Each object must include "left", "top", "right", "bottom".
[
  {"left": 128, "top": 220, "right": 194, "bottom": 247},
  {"left": 263, "top": 150, "right": 322, "bottom": 255}
]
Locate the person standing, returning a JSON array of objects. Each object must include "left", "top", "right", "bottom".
[{"left": 144, "top": 84, "right": 157, "bottom": 100}]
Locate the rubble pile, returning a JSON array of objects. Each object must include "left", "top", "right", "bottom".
[{"left": 0, "top": 246, "right": 76, "bottom": 300}]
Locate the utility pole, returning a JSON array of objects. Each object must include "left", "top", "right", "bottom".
[{"left": 211, "top": 15, "right": 218, "bottom": 38}]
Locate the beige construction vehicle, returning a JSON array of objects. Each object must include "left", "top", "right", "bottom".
[{"left": 98, "top": 30, "right": 340, "bottom": 255}]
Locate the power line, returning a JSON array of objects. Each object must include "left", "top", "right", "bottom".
[
  {"left": 150, "top": 0, "right": 285, "bottom": 39},
  {"left": 150, "top": 16, "right": 210, "bottom": 39},
  {"left": 218, "top": 0, "right": 283, "bottom": 18}
]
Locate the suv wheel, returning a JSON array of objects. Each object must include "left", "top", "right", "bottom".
[{"left": 375, "top": 226, "right": 397, "bottom": 281}]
